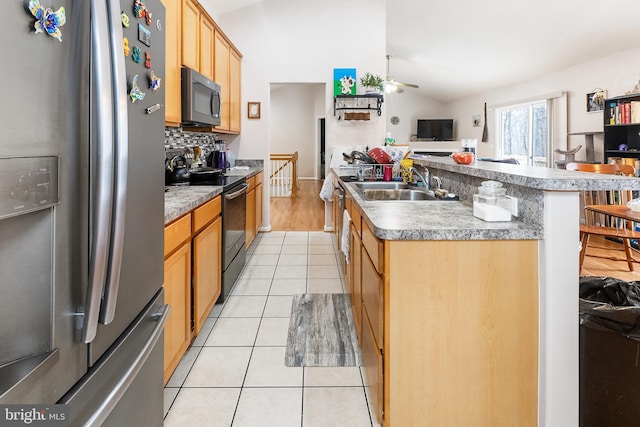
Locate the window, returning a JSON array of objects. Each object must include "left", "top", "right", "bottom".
[{"left": 497, "top": 100, "right": 549, "bottom": 167}]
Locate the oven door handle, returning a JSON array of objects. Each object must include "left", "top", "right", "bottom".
[{"left": 225, "top": 183, "right": 249, "bottom": 200}]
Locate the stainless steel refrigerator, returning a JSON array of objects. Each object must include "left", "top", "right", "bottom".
[{"left": 0, "top": 1, "right": 167, "bottom": 425}]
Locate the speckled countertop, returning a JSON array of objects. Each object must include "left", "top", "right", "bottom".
[
  {"left": 164, "top": 166, "right": 262, "bottom": 225},
  {"left": 341, "top": 180, "right": 541, "bottom": 241},
  {"left": 413, "top": 156, "right": 640, "bottom": 191},
  {"left": 334, "top": 156, "right": 640, "bottom": 241}
]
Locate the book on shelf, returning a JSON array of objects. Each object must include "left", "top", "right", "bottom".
[{"left": 607, "top": 100, "right": 640, "bottom": 124}]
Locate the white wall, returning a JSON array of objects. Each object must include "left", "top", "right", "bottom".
[
  {"left": 269, "top": 84, "right": 324, "bottom": 179},
  {"left": 384, "top": 89, "right": 448, "bottom": 144},
  {"left": 214, "top": 0, "right": 386, "bottom": 228},
  {"left": 446, "top": 47, "right": 640, "bottom": 162}
]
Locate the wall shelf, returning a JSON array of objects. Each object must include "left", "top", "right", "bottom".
[{"left": 334, "top": 94, "right": 384, "bottom": 118}]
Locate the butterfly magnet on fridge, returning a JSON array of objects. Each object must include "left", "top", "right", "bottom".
[{"left": 28, "top": 0, "right": 66, "bottom": 42}]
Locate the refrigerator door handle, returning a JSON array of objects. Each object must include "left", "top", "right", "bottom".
[
  {"left": 84, "top": 304, "right": 170, "bottom": 427},
  {"left": 100, "top": 0, "right": 130, "bottom": 325},
  {"left": 84, "top": 0, "right": 115, "bottom": 343}
]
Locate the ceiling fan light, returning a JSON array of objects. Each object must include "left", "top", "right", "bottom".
[{"left": 385, "top": 83, "right": 398, "bottom": 93}]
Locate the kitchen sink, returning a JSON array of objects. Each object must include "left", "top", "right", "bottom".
[
  {"left": 354, "top": 182, "right": 410, "bottom": 190},
  {"left": 360, "top": 189, "right": 437, "bottom": 201}
]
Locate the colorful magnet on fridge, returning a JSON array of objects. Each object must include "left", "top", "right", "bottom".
[
  {"left": 28, "top": 0, "right": 66, "bottom": 42},
  {"left": 150, "top": 70, "right": 161, "bottom": 92},
  {"left": 129, "top": 75, "right": 146, "bottom": 103},
  {"left": 132, "top": 46, "right": 141, "bottom": 63},
  {"left": 133, "top": 0, "right": 146, "bottom": 18},
  {"left": 138, "top": 23, "right": 151, "bottom": 47},
  {"left": 123, "top": 37, "right": 130, "bottom": 56},
  {"left": 144, "top": 52, "right": 151, "bottom": 68},
  {"left": 144, "top": 10, "right": 152, "bottom": 26},
  {"left": 121, "top": 11, "right": 130, "bottom": 27}
]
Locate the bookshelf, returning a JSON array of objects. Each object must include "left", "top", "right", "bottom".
[{"left": 603, "top": 93, "right": 640, "bottom": 167}]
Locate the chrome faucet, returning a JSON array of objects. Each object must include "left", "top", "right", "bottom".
[
  {"left": 408, "top": 166, "right": 430, "bottom": 190},
  {"left": 431, "top": 175, "right": 442, "bottom": 190}
]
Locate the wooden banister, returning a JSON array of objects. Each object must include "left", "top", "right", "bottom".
[{"left": 269, "top": 152, "right": 299, "bottom": 197}]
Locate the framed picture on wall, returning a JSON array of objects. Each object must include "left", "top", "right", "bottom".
[
  {"left": 248, "top": 102, "right": 261, "bottom": 119},
  {"left": 586, "top": 89, "right": 606, "bottom": 113}
]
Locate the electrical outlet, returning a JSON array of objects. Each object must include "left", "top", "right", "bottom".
[{"left": 506, "top": 195, "right": 518, "bottom": 217}]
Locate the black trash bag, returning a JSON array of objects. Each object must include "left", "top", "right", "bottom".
[{"left": 579, "top": 276, "right": 640, "bottom": 339}]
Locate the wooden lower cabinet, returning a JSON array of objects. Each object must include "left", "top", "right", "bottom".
[
  {"left": 163, "top": 242, "right": 191, "bottom": 384},
  {"left": 246, "top": 186, "right": 256, "bottom": 247},
  {"left": 362, "top": 316, "right": 383, "bottom": 425},
  {"left": 193, "top": 215, "right": 221, "bottom": 335},
  {"left": 350, "top": 223, "right": 362, "bottom": 342},
  {"left": 255, "top": 172, "right": 263, "bottom": 234},
  {"left": 384, "top": 239, "right": 539, "bottom": 426},
  {"left": 349, "top": 214, "right": 539, "bottom": 426},
  {"left": 163, "top": 196, "right": 222, "bottom": 384}
]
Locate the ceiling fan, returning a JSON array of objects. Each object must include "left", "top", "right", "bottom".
[{"left": 385, "top": 55, "right": 419, "bottom": 93}]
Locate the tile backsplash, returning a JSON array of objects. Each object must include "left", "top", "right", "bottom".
[{"left": 165, "top": 127, "right": 216, "bottom": 152}]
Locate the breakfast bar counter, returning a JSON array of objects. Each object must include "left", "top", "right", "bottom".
[{"left": 331, "top": 157, "right": 640, "bottom": 427}]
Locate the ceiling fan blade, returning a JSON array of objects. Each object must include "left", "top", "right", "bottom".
[
  {"left": 385, "top": 56, "right": 419, "bottom": 91},
  {"left": 394, "top": 81, "right": 419, "bottom": 89}
]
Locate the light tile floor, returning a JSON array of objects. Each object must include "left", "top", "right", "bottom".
[{"left": 164, "top": 231, "right": 380, "bottom": 427}]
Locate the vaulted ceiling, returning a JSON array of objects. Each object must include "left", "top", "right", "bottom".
[{"left": 213, "top": 0, "right": 640, "bottom": 102}]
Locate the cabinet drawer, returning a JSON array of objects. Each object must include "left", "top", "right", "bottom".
[
  {"left": 362, "top": 220, "right": 383, "bottom": 274},
  {"left": 164, "top": 213, "right": 192, "bottom": 258},
  {"left": 246, "top": 175, "right": 256, "bottom": 192},
  {"left": 254, "top": 171, "right": 263, "bottom": 186},
  {"left": 362, "top": 248, "right": 383, "bottom": 348},
  {"left": 193, "top": 196, "right": 221, "bottom": 233},
  {"left": 362, "top": 319, "right": 383, "bottom": 425},
  {"left": 350, "top": 204, "right": 362, "bottom": 236}
]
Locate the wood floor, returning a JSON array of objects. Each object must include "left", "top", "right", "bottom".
[
  {"left": 270, "top": 179, "right": 325, "bottom": 231},
  {"left": 581, "top": 235, "right": 640, "bottom": 282},
  {"left": 268, "top": 180, "right": 640, "bottom": 282}
]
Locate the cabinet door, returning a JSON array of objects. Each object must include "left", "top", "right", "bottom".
[
  {"left": 245, "top": 188, "right": 256, "bottom": 247},
  {"left": 214, "top": 31, "right": 230, "bottom": 131},
  {"left": 193, "top": 216, "right": 222, "bottom": 335},
  {"left": 162, "top": 0, "right": 181, "bottom": 126},
  {"left": 350, "top": 224, "right": 362, "bottom": 343},
  {"left": 362, "top": 247, "right": 383, "bottom": 349},
  {"left": 163, "top": 242, "right": 191, "bottom": 384},
  {"left": 362, "top": 320, "right": 384, "bottom": 425},
  {"left": 229, "top": 48, "right": 242, "bottom": 133},
  {"left": 255, "top": 183, "right": 263, "bottom": 234},
  {"left": 199, "top": 13, "right": 215, "bottom": 80},
  {"left": 181, "top": 0, "right": 199, "bottom": 70}
]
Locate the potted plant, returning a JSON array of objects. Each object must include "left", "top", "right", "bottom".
[{"left": 360, "top": 72, "right": 384, "bottom": 94}]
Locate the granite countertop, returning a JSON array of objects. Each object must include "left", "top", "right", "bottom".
[
  {"left": 413, "top": 156, "right": 640, "bottom": 191},
  {"left": 334, "top": 156, "right": 640, "bottom": 241},
  {"left": 341, "top": 180, "right": 542, "bottom": 241},
  {"left": 164, "top": 166, "right": 262, "bottom": 225}
]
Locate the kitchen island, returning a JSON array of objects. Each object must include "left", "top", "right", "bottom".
[{"left": 333, "top": 157, "right": 640, "bottom": 427}]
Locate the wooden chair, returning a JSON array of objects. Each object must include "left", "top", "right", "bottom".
[{"left": 565, "top": 162, "right": 638, "bottom": 271}]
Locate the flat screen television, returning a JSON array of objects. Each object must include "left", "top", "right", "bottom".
[{"left": 417, "top": 119, "right": 454, "bottom": 141}]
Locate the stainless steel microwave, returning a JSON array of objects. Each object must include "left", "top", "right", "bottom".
[{"left": 181, "top": 67, "right": 221, "bottom": 127}]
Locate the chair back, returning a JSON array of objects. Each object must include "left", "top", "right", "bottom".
[{"left": 565, "top": 162, "right": 636, "bottom": 225}]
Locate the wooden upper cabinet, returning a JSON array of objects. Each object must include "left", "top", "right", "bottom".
[
  {"left": 199, "top": 13, "right": 215, "bottom": 81},
  {"left": 163, "top": 0, "right": 182, "bottom": 126},
  {"left": 181, "top": 0, "right": 200, "bottom": 70},
  {"left": 214, "top": 31, "right": 231, "bottom": 132},
  {"left": 229, "top": 49, "right": 242, "bottom": 133},
  {"left": 178, "top": 0, "right": 242, "bottom": 134}
]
